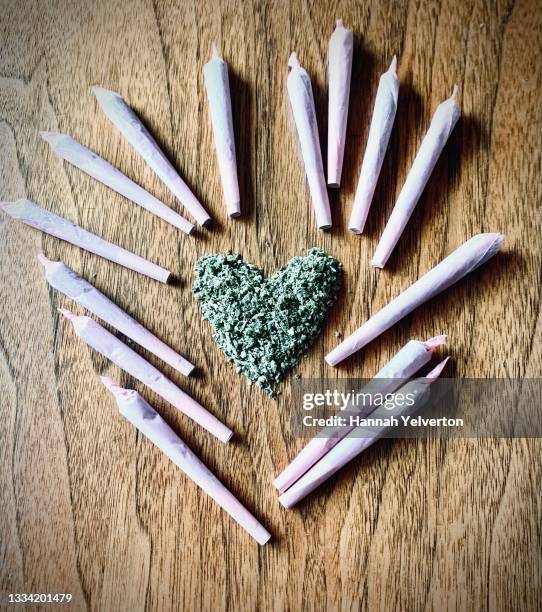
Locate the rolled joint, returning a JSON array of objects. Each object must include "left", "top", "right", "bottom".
[{"left": 288, "top": 52, "right": 300, "bottom": 70}]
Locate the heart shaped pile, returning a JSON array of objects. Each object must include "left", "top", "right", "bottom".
[{"left": 193, "top": 248, "right": 342, "bottom": 395}]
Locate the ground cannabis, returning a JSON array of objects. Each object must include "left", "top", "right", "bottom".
[{"left": 193, "top": 248, "right": 342, "bottom": 396}]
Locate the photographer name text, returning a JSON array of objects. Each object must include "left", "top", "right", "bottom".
[{"left": 302, "top": 414, "right": 464, "bottom": 428}]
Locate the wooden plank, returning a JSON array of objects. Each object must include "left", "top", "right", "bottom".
[{"left": 0, "top": 0, "right": 540, "bottom": 610}]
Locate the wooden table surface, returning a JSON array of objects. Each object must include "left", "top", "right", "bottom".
[{"left": 1, "top": 0, "right": 541, "bottom": 610}]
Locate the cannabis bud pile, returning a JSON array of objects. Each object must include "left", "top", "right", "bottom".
[{"left": 193, "top": 248, "right": 342, "bottom": 395}]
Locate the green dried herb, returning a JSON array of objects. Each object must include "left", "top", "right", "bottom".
[{"left": 193, "top": 248, "right": 342, "bottom": 396}]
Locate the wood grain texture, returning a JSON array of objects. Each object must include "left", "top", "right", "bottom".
[{"left": 1, "top": 0, "right": 541, "bottom": 610}]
